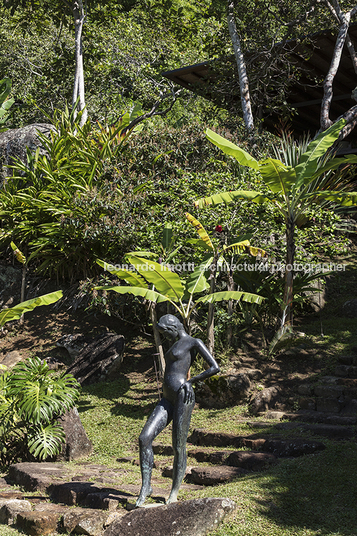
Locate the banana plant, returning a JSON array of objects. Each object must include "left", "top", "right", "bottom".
[
  {"left": 195, "top": 118, "right": 357, "bottom": 327},
  {"left": 96, "top": 254, "right": 263, "bottom": 362},
  {"left": 185, "top": 212, "right": 266, "bottom": 352},
  {"left": 0, "top": 291, "right": 63, "bottom": 328}
]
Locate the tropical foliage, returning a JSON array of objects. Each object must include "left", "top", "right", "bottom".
[
  {"left": 0, "top": 357, "right": 80, "bottom": 464},
  {"left": 195, "top": 118, "right": 357, "bottom": 326}
]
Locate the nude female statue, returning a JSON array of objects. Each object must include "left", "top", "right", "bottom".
[{"left": 135, "top": 314, "right": 220, "bottom": 507}]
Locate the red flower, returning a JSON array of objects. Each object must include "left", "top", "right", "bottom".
[{"left": 215, "top": 225, "right": 223, "bottom": 233}]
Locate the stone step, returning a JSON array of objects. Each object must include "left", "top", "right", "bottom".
[
  {"left": 187, "top": 429, "right": 326, "bottom": 456},
  {"left": 247, "top": 420, "right": 355, "bottom": 440},
  {"left": 266, "top": 410, "right": 357, "bottom": 425},
  {"left": 186, "top": 466, "right": 247, "bottom": 486}
]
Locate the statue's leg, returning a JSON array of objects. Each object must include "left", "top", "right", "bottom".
[
  {"left": 166, "top": 389, "right": 195, "bottom": 504},
  {"left": 136, "top": 398, "right": 173, "bottom": 507}
]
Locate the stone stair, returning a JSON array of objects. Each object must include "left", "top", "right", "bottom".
[{"left": 297, "top": 355, "right": 357, "bottom": 415}]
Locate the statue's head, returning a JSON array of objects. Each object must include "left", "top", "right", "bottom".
[{"left": 157, "top": 314, "right": 185, "bottom": 339}]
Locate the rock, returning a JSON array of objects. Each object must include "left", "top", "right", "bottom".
[
  {"left": 195, "top": 373, "right": 251, "bottom": 408},
  {"left": 226, "top": 451, "right": 276, "bottom": 470},
  {"left": 16, "top": 503, "right": 65, "bottom": 536},
  {"left": 316, "top": 397, "right": 344, "bottom": 413},
  {"left": 188, "top": 429, "right": 244, "bottom": 448},
  {"left": 262, "top": 438, "right": 326, "bottom": 457},
  {"left": 249, "top": 386, "right": 281, "bottom": 415},
  {"left": 57, "top": 407, "right": 93, "bottom": 461},
  {"left": 274, "top": 422, "right": 354, "bottom": 440},
  {"left": 0, "top": 350, "right": 23, "bottom": 369},
  {"left": 187, "top": 467, "right": 246, "bottom": 485},
  {"left": 297, "top": 384, "right": 314, "bottom": 396},
  {"left": 104, "top": 498, "right": 236, "bottom": 536},
  {"left": 298, "top": 397, "right": 316, "bottom": 411},
  {"left": 8, "top": 462, "right": 66, "bottom": 492},
  {"left": 0, "top": 499, "right": 32, "bottom": 524},
  {"left": 62, "top": 508, "right": 110, "bottom": 536},
  {"left": 66, "top": 332, "right": 125, "bottom": 385},
  {"left": 0, "top": 124, "right": 55, "bottom": 187},
  {"left": 314, "top": 385, "right": 343, "bottom": 398},
  {"left": 56, "top": 334, "right": 91, "bottom": 359},
  {"left": 340, "top": 399, "right": 357, "bottom": 415},
  {"left": 341, "top": 299, "right": 357, "bottom": 318},
  {"left": 49, "top": 481, "right": 103, "bottom": 506}
]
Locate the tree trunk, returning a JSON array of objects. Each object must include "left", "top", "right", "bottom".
[
  {"left": 72, "top": 0, "right": 87, "bottom": 126},
  {"left": 207, "top": 254, "right": 218, "bottom": 356},
  {"left": 226, "top": 269, "right": 235, "bottom": 346},
  {"left": 282, "top": 216, "right": 295, "bottom": 327},
  {"left": 227, "top": 0, "right": 254, "bottom": 132},
  {"left": 150, "top": 303, "right": 165, "bottom": 377}
]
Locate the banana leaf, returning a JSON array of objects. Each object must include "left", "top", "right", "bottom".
[
  {"left": 185, "top": 212, "right": 214, "bottom": 250},
  {"left": 126, "top": 255, "right": 184, "bottom": 300},
  {"left": 194, "top": 190, "right": 267, "bottom": 209},
  {"left": 197, "top": 290, "right": 263, "bottom": 305},
  {"left": 206, "top": 129, "right": 259, "bottom": 169},
  {"left": 0, "top": 290, "right": 63, "bottom": 327},
  {"left": 95, "top": 285, "right": 173, "bottom": 304},
  {"left": 96, "top": 259, "right": 148, "bottom": 288}
]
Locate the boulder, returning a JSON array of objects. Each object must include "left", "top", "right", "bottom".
[
  {"left": 0, "top": 350, "right": 23, "bottom": 369},
  {"left": 249, "top": 386, "right": 281, "bottom": 415},
  {"left": 103, "top": 498, "right": 236, "bottom": 536},
  {"left": 0, "top": 499, "right": 32, "bottom": 524},
  {"left": 57, "top": 407, "right": 93, "bottom": 461},
  {"left": 195, "top": 373, "right": 251, "bottom": 408},
  {"left": 0, "top": 124, "right": 55, "bottom": 187},
  {"left": 16, "top": 503, "right": 65, "bottom": 536},
  {"left": 62, "top": 508, "right": 110, "bottom": 536},
  {"left": 66, "top": 332, "right": 125, "bottom": 385}
]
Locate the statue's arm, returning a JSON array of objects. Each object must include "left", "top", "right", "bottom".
[{"left": 188, "top": 339, "right": 220, "bottom": 385}]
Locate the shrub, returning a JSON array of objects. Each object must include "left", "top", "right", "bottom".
[{"left": 0, "top": 357, "right": 80, "bottom": 465}]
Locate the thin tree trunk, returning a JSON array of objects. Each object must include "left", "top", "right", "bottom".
[
  {"left": 150, "top": 303, "right": 165, "bottom": 377},
  {"left": 72, "top": 0, "right": 87, "bottom": 126},
  {"left": 282, "top": 216, "right": 295, "bottom": 327},
  {"left": 320, "top": 9, "right": 351, "bottom": 130},
  {"left": 207, "top": 254, "right": 218, "bottom": 356},
  {"left": 226, "top": 269, "right": 235, "bottom": 346},
  {"left": 227, "top": 0, "right": 254, "bottom": 132}
]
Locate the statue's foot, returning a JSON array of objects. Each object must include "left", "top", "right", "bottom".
[
  {"left": 166, "top": 493, "right": 178, "bottom": 505},
  {"left": 135, "top": 486, "right": 153, "bottom": 508}
]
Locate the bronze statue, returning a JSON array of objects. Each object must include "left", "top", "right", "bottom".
[{"left": 135, "top": 314, "right": 220, "bottom": 507}]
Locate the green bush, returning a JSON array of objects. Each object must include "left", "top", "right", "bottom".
[{"left": 0, "top": 357, "right": 80, "bottom": 465}]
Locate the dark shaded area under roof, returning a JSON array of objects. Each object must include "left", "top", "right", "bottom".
[{"left": 162, "top": 24, "right": 357, "bottom": 145}]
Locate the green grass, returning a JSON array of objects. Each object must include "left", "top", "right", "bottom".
[{"left": 71, "top": 373, "right": 357, "bottom": 536}]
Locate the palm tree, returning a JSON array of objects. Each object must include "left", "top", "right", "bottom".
[{"left": 195, "top": 118, "right": 357, "bottom": 327}]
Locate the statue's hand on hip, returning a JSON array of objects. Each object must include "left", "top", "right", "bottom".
[{"left": 179, "top": 381, "right": 194, "bottom": 404}]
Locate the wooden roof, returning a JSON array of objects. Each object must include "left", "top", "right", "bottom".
[{"left": 162, "top": 24, "right": 357, "bottom": 142}]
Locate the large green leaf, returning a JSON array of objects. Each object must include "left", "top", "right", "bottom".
[
  {"left": 310, "top": 190, "right": 357, "bottom": 206},
  {"left": 196, "top": 290, "right": 264, "bottom": 305},
  {"left": 206, "top": 129, "right": 259, "bottom": 169},
  {"left": 258, "top": 158, "right": 296, "bottom": 196},
  {"left": 0, "top": 291, "right": 63, "bottom": 327},
  {"left": 310, "top": 155, "right": 357, "bottom": 179},
  {"left": 27, "top": 423, "right": 66, "bottom": 460},
  {"left": 223, "top": 241, "right": 267, "bottom": 257},
  {"left": 96, "top": 259, "right": 148, "bottom": 288},
  {"left": 184, "top": 268, "right": 210, "bottom": 295},
  {"left": 95, "top": 285, "right": 174, "bottom": 303},
  {"left": 295, "top": 119, "right": 345, "bottom": 187},
  {"left": 194, "top": 190, "right": 267, "bottom": 209},
  {"left": 185, "top": 212, "right": 214, "bottom": 250},
  {"left": 126, "top": 255, "right": 184, "bottom": 300}
]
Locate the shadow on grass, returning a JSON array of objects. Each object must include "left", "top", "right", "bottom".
[{"left": 254, "top": 442, "right": 357, "bottom": 535}]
